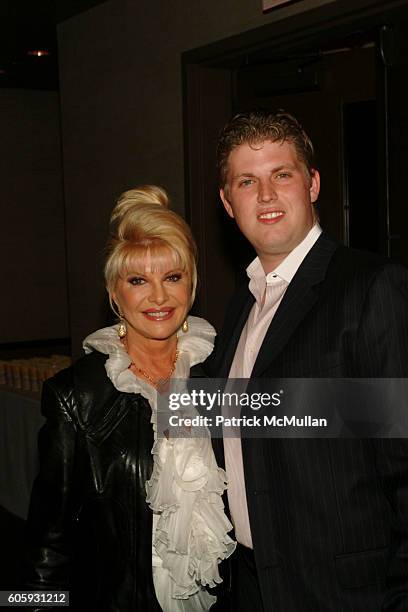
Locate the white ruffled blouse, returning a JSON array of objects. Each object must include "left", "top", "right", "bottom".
[{"left": 83, "top": 316, "right": 236, "bottom": 612}]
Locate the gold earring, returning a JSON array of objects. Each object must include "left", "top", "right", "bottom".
[
  {"left": 181, "top": 320, "right": 188, "bottom": 333},
  {"left": 118, "top": 319, "right": 127, "bottom": 338}
]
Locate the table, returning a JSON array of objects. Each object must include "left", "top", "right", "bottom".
[{"left": 0, "top": 387, "right": 44, "bottom": 520}]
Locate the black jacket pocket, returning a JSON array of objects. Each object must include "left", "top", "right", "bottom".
[{"left": 335, "top": 547, "right": 389, "bottom": 589}]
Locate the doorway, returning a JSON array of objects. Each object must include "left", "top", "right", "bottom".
[{"left": 183, "top": 0, "right": 408, "bottom": 330}]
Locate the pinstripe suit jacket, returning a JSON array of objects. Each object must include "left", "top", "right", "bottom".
[{"left": 209, "top": 232, "right": 408, "bottom": 612}]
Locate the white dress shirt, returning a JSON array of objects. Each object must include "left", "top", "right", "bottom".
[{"left": 224, "top": 224, "right": 322, "bottom": 548}]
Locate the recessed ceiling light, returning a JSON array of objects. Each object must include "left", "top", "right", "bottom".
[{"left": 27, "top": 50, "right": 51, "bottom": 58}]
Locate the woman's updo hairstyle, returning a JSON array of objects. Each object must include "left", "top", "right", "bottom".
[{"left": 105, "top": 185, "right": 197, "bottom": 313}]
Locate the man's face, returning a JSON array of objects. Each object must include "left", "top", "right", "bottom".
[{"left": 220, "top": 139, "right": 320, "bottom": 273}]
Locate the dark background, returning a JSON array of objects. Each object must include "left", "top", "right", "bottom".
[{"left": 2, "top": 0, "right": 407, "bottom": 356}]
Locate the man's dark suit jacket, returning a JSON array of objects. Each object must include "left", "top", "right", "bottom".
[{"left": 208, "top": 232, "right": 408, "bottom": 612}]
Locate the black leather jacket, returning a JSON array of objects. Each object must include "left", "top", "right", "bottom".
[{"left": 24, "top": 351, "right": 162, "bottom": 611}]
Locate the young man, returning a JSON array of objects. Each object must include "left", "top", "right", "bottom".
[{"left": 209, "top": 110, "right": 408, "bottom": 611}]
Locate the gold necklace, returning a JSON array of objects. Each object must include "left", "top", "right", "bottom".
[
  {"left": 132, "top": 349, "right": 179, "bottom": 387},
  {"left": 123, "top": 339, "right": 179, "bottom": 387}
]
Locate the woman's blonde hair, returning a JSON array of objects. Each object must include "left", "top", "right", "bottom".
[{"left": 105, "top": 185, "right": 197, "bottom": 314}]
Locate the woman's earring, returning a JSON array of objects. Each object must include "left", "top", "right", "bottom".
[
  {"left": 181, "top": 320, "right": 189, "bottom": 333},
  {"left": 118, "top": 319, "right": 127, "bottom": 338}
]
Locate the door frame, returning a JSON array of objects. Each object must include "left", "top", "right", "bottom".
[{"left": 182, "top": 0, "right": 408, "bottom": 325}]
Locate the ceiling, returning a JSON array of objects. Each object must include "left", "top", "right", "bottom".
[{"left": 0, "top": 0, "right": 107, "bottom": 90}]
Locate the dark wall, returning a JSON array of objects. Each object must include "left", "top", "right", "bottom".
[{"left": 0, "top": 89, "right": 68, "bottom": 344}]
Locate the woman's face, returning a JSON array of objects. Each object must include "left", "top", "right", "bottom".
[{"left": 112, "top": 250, "right": 190, "bottom": 344}]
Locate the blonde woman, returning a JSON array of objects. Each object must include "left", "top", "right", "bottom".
[{"left": 25, "top": 186, "right": 235, "bottom": 611}]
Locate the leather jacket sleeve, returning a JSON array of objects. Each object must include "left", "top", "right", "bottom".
[
  {"left": 24, "top": 374, "right": 81, "bottom": 593},
  {"left": 23, "top": 354, "right": 161, "bottom": 612}
]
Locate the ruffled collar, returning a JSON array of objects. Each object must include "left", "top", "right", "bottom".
[{"left": 83, "top": 315, "right": 216, "bottom": 401}]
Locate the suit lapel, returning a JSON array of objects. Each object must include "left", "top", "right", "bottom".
[
  {"left": 217, "top": 284, "right": 254, "bottom": 378},
  {"left": 210, "top": 286, "right": 254, "bottom": 470},
  {"left": 251, "top": 232, "right": 339, "bottom": 377}
]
